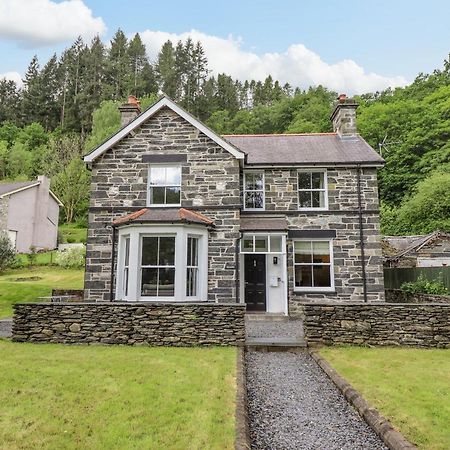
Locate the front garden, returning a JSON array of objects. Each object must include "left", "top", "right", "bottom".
[
  {"left": 0, "top": 341, "right": 237, "bottom": 450},
  {"left": 321, "top": 347, "right": 450, "bottom": 450}
]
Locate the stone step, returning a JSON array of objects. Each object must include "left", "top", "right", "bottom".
[
  {"left": 245, "top": 337, "right": 307, "bottom": 352},
  {"left": 245, "top": 313, "right": 289, "bottom": 322}
]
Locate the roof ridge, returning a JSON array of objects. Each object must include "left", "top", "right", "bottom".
[{"left": 223, "top": 132, "right": 337, "bottom": 137}]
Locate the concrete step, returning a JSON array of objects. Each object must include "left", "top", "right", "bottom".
[
  {"left": 245, "top": 337, "right": 307, "bottom": 352},
  {"left": 245, "top": 313, "right": 289, "bottom": 322}
]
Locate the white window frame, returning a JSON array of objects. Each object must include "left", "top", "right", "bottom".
[
  {"left": 186, "top": 235, "right": 200, "bottom": 298},
  {"left": 147, "top": 164, "right": 182, "bottom": 207},
  {"left": 243, "top": 171, "right": 265, "bottom": 211},
  {"left": 122, "top": 235, "right": 130, "bottom": 298},
  {"left": 293, "top": 238, "right": 335, "bottom": 292},
  {"left": 240, "top": 233, "right": 286, "bottom": 254},
  {"left": 297, "top": 169, "right": 328, "bottom": 211},
  {"left": 116, "top": 224, "right": 208, "bottom": 302}
]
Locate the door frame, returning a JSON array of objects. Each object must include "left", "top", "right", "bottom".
[
  {"left": 239, "top": 233, "right": 288, "bottom": 315},
  {"left": 244, "top": 253, "right": 267, "bottom": 312}
]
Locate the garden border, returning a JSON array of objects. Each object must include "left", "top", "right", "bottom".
[
  {"left": 235, "top": 347, "right": 251, "bottom": 450},
  {"left": 310, "top": 350, "right": 417, "bottom": 450}
]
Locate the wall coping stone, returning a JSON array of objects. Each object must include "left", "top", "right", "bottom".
[
  {"left": 13, "top": 302, "right": 246, "bottom": 308},
  {"left": 297, "top": 302, "right": 449, "bottom": 307}
]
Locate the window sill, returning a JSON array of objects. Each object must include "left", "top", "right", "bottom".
[
  {"left": 147, "top": 204, "right": 181, "bottom": 208},
  {"left": 293, "top": 288, "right": 335, "bottom": 294},
  {"left": 298, "top": 207, "right": 329, "bottom": 212}
]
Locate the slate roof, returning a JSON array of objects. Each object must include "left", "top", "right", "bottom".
[
  {"left": 112, "top": 208, "right": 214, "bottom": 227},
  {"left": 0, "top": 181, "right": 39, "bottom": 197},
  {"left": 223, "top": 133, "right": 384, "bottom": 166}
]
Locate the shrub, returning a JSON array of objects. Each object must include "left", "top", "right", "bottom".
[
  {"left": 26, "top": 245, "right": 37, "bottom": 266},
  {"left": 0, "top": 232, "right": 16, "bottom": 272},
  {"left": 400, "top": 273, "right": 448, "bottom": 295},
  {"left": 55, "top": 246, "right": 86, "bottom": 269}
]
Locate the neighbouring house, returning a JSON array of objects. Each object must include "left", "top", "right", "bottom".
[
  {"left": 384, "top": 231, "right": 450, "bottom": 268},
  {"left": 0, "top": 176, "right": 63, "bottom": 253},
  {"left": 83, "top": 94, "right": 385, "bottom": 315}
]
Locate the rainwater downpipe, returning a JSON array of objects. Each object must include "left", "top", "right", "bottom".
[
  {"left": 110, "top": 224, "right": 116, "bottom": 302},
  {"left": 356, "top": 165, "right": 368, "bottom": 303},
  {"left": 235, "top": 236, "right": 241, "bottom": 304}
]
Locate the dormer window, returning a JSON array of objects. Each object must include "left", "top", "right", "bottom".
[
  {"left": 148, "top": 165, "right": 181, "bottom": 206},
  {"left": 298, "top": 169, "right": 328, "bottom": 210},
  {"left": 244, "top": 171, "right": 265, "bottom": 210}
]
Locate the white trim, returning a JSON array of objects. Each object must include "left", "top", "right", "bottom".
[
  {"left": 243, "top": 170, "right": 265, "bottom": 211},
  {"left": 293, "top": 238, "right": 335, "bottom": 292},
  {"left": 84, "top": 96, "right": 245, "bottom": 163},
  {"left": 297, "top": 168, "right": 329, "bottom": 211},
  {"left": 49, "top": 190, "right": 64, "bottom": 207}
]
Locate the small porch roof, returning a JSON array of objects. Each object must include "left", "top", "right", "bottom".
[
  {"left": 240, "top": 216, "right": 288, "bottom": 232},
  {"left": 112, "top": 208, "right": 214, "bottom": 227}
]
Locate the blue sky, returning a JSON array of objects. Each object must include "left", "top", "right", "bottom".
[{"left": 1, "top": 0, "right": 449, "bottom": 93}]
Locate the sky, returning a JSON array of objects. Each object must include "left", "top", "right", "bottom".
[{"left": 0, "top": 0, "right": 449, "bottom": 94}]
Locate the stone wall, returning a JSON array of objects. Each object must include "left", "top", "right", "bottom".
[
  {"left": 85, "top": 106, "right": 241, "bottom": 302},
  {"left": 301, "top": 303, "right": 450, "bottom": 348},
  {"left": 386, "top": 289, "right": 450, "bottom": 304},
  {"left": 12, "top": 302, "right": 246, "bottom": 346}
]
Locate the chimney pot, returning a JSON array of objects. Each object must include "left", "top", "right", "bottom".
[{"left": 338, "top": 93, "right": 347, "bottom": 102}]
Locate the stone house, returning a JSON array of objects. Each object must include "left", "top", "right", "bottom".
[
  {"left": 83, "top": 94, "right": 385, "bottom": 315},
  {"left": 0, "top": 176, "right": 62, "bottom": 253}
]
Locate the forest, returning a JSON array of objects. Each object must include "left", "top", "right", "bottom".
[{"left": 0, "top": 29, "right": 449, "bottom": 235}]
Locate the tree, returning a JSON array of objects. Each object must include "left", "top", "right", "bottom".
[
  {"left": 0, "top": 232, "right": 16, "bottom": 273},
  {"left": 105, "top": 29, "right": 129, "bottom": 100},
  {"left": 52, "top": 157, "right": 90, "bottom": 223},
  {"left": 126, "top": 33, "right": 149, "bottom": 96},
  {"left": 156, "top": 41, "right": 178, "bottom": 98},
  {"left": 0, "top": 79, "right": 21, "bottom": 124},
  {"left": 21, "top": 55, "right": 42, "bottom": 124}
]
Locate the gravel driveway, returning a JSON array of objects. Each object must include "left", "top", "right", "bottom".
[
  {"left": 246, "top": 352, "right": 387, "bottom": 450},
  {"left": 0, "top": 319, "right": 12, "bottom": 338}
]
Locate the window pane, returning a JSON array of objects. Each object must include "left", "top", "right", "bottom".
[
  {"left": 298, "top": 172, "right": 311, "bottom": 189},
  {"left": 186, "top": 267, "right": 198, "bottom": 296},
  {"left": 124, "top": 237, "right": 130, "bottom": 266},
  {"left": 312, "top": 241, "right": 330, "bottom": 263},
  {"left": 165, "top": 187, "right": 180, "bottom": 204},
  {"left": 166, "top": 166, "right": 181, "bottom": 185},
  {"left": 269, "top": 235, "right": 282, "bottom": 252},
  {"left": 150, "top": 167, "right": 165, "bottom": 185},
  {"left": 245, "top": 191, "right": 264, "bottom": 209},
  {"left": 299, "top": 191, "right": 312, "bottom": 208},
  {"left": 141, "top": 237, "right": 158, "bottom": 265},
  {"left": 141, "top": 268, "right": 158, "bottom": 296},
  {"left": 312, "top": 191, "right": 325, "bottom": 208},
  {"left": 242, "top": 237, "right": 253, "bottom": 252},
  {"left": 312, "top": 172, "right": 324, "bottom": 189},
  {"left": 254, "top": 237, "right": 268, "bottom": 252},
  {"left": 187, "top": 237, "right": 198, "bottom": 266},
  {"left": 244, "top": 173, "right": 255, "bottom": 190},
  {"left": 158, "top": 268, "right": 175, "bottom": 296},
  {"left": 294, "top": 241, "right": 311, "bottom": 263},
  {"left": 150, "top": 187, "right": 165, "bottom": 204},
  {"left": 159, "top": 237, "right": 175, "bottom": 265},
  {"left": 295, "top": 266, "right": 312, "bottom": 287},
  {"left": 123, "top": 268, "right": 129, "bottom": 296},
  {"left": 313, "top": 265, "right": 331, "bottom": 287}
]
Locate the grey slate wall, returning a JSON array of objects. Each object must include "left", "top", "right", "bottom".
[{"left": 85, "top": 107, "right": 240, "bottom": 302}]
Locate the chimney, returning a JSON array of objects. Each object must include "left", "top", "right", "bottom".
[
  {"left": 330, "top": 94, "right": 359, "bottom": 138},
  {"left": 118, "top": 95, "right": 141, "bottom": 127}
]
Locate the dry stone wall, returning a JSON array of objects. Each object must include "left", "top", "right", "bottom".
[
  {"left": 13, "top": 302, "right": 246, "bottom": 346},
  {"left": 301, "top": 303, "right": 450, "bottom": 348}
]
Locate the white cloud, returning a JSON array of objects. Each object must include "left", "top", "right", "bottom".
[
  {"left": 0, "top": 0, "right": 106, "bottom": 47},
  {"left": 140, "top": 29, "right": 408, "bottom": 94},
  {"left": 0, "top": 71, "right": 23, "bottom": 87}
]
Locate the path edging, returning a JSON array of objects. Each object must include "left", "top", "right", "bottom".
[
  {"left": 235, "top": 347, "right": 251, "bottom": 450},
  {"left": 310, "top": 351, "right": 417, "bottom": 450}
]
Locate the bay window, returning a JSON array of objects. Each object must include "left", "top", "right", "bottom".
[
  {"left": 293, "top": 239, "right": 334, "bottom": 291},
  {"left": 116, "top": 225, "right": 207, "bottom": 301}
]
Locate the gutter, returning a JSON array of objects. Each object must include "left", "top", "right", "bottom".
[{"left": 356, "top": 165, "right": 368, "bottom": 303}]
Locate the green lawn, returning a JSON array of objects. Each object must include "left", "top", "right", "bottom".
[
  {"left": 0, "top": 342, "right": 236, "bottom": 450},
  {"left": 15, "top": 250, "right": 58, "bottom": 266},
  {"left": 59, "top": 223, "right": 87, "bottom": 243},
  {"left": 320, "top": 347, "right": 450, "bottom": 450},
  {"left": 0, "top": 267, "right": 83, "bottom": 318}
]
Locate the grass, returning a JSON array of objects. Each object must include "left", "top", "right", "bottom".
[
  {"left": 15, "top": 250, "right": 58, "bottom": 266},
  {"left": 0, "top": 342, "right": 236, "bottom": 450},
  {"left": 59, "top": 223, "right": 87, "bottom": 244},
  {"left": 320, "top": 347, "right": 450, "bottom": 450},
  {"left": 0, "top": 266, "right": 83, "bottom": 318}
]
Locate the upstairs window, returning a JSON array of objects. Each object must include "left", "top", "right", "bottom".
[
  {"left": 244, "top": 171, "right": 265, "bottom": 210},
  {"left": 148, "top": 166, "right": 181, "bottom": 206},
  {"left": 298, "top": 170, "right": 327, "bottom": 210}
]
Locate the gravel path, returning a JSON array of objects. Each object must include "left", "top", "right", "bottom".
[
  {"left": 0, "top": 319, "right": 12, "bottom": 338},
  {"left": 246, "top": 318, "right": 304, "bottom": 339},
  {"left": 246, "top": 352, "right": 387, "bottom": 450}
]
